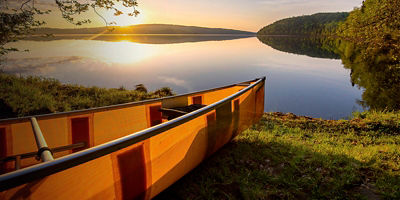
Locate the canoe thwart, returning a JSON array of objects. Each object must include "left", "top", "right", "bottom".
[
  {"left": 0, "top": 142, "right": 87, "bottom": 170},
  {"left": 160, "top": 104, "right": 206, "bottom": 120}
]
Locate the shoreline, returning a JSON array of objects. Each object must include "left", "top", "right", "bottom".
[{"left": 156, "top": 111, "right": 400, "bottom": 199}]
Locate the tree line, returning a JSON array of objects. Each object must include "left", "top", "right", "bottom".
[
  {"left": 257, "top": 0, "right": 399, "bottom": 64},
  {"left": 257, "top": 12, "right": 349, "bottom": 36}
]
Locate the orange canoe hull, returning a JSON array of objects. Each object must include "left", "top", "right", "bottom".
[{"left": 0, "top": 78, "right": 265, "bottom": 199}]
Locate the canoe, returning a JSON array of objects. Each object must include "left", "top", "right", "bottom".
[{"left": 0, "top": 77, "right": 265, "bottom": 199}]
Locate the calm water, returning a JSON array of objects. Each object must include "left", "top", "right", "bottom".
[{"left": 3, "top": 35, "right": 364, "bottom": 119}]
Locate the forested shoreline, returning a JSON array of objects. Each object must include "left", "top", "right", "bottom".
[
  {"left": 257, "top": 12, "right": 349, "bottom": 36},
  {"left": 257, "top": 0, "right": 400, "bottom": 112},
  {"left": 258, "top": 0, "right": 399, "bottom": 63}
]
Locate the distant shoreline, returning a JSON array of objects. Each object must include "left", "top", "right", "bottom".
[
  {"left": 33, "top": 24, "right": 255, "bottom": 36},
  {"left": 23, "top": 33, "right": 255, "bottom": 44},
  {"left": 29, "top": 33, "right": 256, "bottom": 36}
]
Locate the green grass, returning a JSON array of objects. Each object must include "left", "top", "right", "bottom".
[
  {"left": 156, "top": 112, "right": 400, "bottom": 200},
  {"left": 0, "top": 73, "right": 174, "bottom": 118}
]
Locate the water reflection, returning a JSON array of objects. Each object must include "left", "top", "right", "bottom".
[
  {"left": 4, "top": 35, "right": 363, "bottom": 119},
  {"left": 257, "top": 36, "right": 400, "bottom": 111},
  {"left": 333, "top": 40, "right": 400, "bottom": 110},
  {"left": 257, "top": 35, "right": 340, "bottom": 59},
  {"left": 26, "top": 34, "right": 254, "bottom": 44}
]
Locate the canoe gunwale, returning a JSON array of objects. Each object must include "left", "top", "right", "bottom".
[{"left": 0, "top": 77, "right": 266, "bottom": 192}]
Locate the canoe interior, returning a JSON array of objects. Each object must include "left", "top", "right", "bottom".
[{"left": 0, "top": 78, "right": 265, "bottom": 199}]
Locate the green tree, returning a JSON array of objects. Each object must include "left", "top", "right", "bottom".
[
  {"left": 334, "top": 0, "right": 400, "bottom": 111},
  {"left": 336, "top": 0, "right": 400, "bottom": 67}
]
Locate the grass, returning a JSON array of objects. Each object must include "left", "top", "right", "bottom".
[
  {"left": 0, "top": 73, "right": 174, "bottom": 118},
  {"left": 156, "top": 111, "right": 400, "bottom": 200}
]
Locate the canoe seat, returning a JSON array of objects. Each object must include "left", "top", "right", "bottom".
[
  {"left": 236, "top": 83, "right": 251, "bottom": 86},
  {"left": 160, "top": 104, "right": 206, "bottom": 120}
]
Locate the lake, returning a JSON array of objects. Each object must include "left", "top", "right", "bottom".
[{"left": 3, "top": 35, "right": 364, "bottom": 119}]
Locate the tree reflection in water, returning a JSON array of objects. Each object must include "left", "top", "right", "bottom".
[{"left": 257, "top": 36, "right": 400, "bottom": 111}]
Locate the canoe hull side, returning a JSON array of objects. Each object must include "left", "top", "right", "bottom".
[{"left": 0, "top": 78, "right": 265, "bottom": 199}]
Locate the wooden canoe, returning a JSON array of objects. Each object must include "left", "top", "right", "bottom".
[{"left": 0, "top": 77, "right": 265, "bottom": 199}]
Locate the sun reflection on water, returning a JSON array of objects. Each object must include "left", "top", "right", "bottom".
[{"left": 90, "top": 41, "right": 159, "bottom": 64}]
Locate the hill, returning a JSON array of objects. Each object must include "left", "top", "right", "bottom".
[
  {"left": 33, "top": 24, "right": 255, "bottom": 35},
  {"left": 258, "top": 12, "right": 349, "bottom": 36}
]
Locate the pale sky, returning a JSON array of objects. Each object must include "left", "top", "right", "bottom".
[{"left": 35, "top": 0, "right": 363, "bottom": 32}]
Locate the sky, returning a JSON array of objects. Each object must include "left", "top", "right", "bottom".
[{"left": 33, "top": 0, "right": 363, "bottom": 32}]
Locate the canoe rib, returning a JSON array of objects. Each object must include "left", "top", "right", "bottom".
[{"left": 0, "top": 77, "right": 266, "bottom": 193}]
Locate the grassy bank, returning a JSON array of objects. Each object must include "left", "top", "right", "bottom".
[
  {"left": 156, "top": 112, "right": 400, "bottom": 199},
  {"left": 0, "top": 73, "right": 174, "bottom": 118}
]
